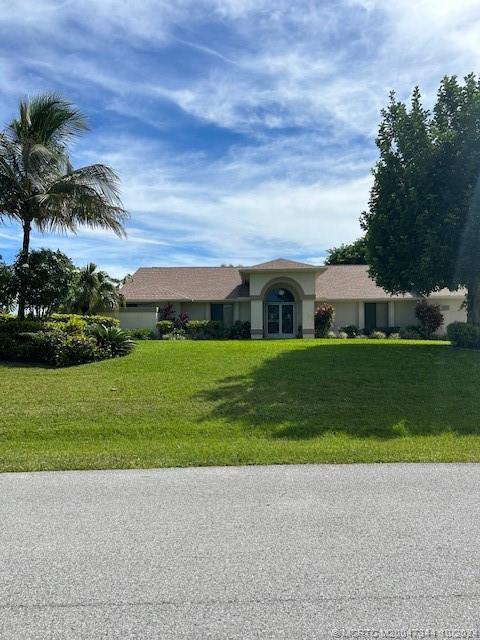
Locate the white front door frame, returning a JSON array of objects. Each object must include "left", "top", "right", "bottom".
[{"left": 264, "top": 301, "right": 296, "bottom": 338}]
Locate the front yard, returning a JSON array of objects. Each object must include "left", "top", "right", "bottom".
[{"left": 1, "top": 339, "right": 480, "bottom": 471}]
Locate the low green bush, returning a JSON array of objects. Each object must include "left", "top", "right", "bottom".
[
  {"left": 224, "top": 321, "right": 251, "bottom": 340},
  {"left": 370, "top": 330, "right": 386, "bottom": 339},
  {"left": 0, "top": 317, "right": 44, "bottom": 335},
  {"left": 49, "top": 313, "right": 119, "bottom": 328},
  {"left": 44, "top": 331, "right": 111, "bottom": 367},
  {"left": 447, "top": 322, "right": 480, "bottom": 349},
  {"left": 399, "top": 325, "right": 423, "bottom": 339},
  {"left": 185, "top": 320, "right": 221, "bottom": 339},
  {"left": 388, "top": 332, "right": 401, "bottom": 340},
  {"left": 156, "top": 320, "right": 174, "bottom": 337},
  {"left": 340, "top": 325, "right": 359, "bottom": 338},
  {"left": 124, "top": 328, "right": 156, "bottom": 340},
  {"left": 88, "top": 324, "right": 134, "bottom": 356},
  {"left": 0, "top": 315, "right": 133, "bottom": 367},
  {"left": 162, "top": 328, "right": 187, "bottom": 340}
]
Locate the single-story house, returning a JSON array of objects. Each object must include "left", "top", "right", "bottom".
[{"left": 117, "top": 258, "right": 466, "bottom": 338}]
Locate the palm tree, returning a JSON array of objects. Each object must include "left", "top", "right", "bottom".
[
  {"left": 0, "top": 93, "right": 127, "bottom": 318},
  {"left": 66, "top": 262, "right": 124, "bottom": 315}
]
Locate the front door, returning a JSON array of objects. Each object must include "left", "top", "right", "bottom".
[{"left": 265, "top": 303, "right": 295, "bottom": 338}]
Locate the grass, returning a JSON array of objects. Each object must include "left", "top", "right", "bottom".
[{"left": 1, "top": 339, "right": 480, "bottom": 472}]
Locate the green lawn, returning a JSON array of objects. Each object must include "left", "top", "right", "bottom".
[{"left": 1, "top": 339, "right": 480, "bottom": 471}]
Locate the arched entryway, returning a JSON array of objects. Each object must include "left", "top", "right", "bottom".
[{"left": 264, "top": 286, "right": 296, "bottom": 338}]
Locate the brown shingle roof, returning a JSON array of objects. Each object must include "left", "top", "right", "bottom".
[
  {"left": 121, "top": 263, "right": 466, "bottom": 302},
  {"left": 120, "top": 267, "right": 248, "bottom": 302},
  {"left": 315, "top": 265, "right": 466, "bottom": 300}
]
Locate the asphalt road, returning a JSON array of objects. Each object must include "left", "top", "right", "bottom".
[{"left": 1, "top": 464, "right": 480, "bottom": 639}]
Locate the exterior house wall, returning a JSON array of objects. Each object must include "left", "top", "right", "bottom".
[
  {"left": 393, "top": 300, "right": 418, "bottom": 328},
  {"left": 433, "top": 297, "right": 466, "bottom": 333},
  {"left": 329, "top": 302, "right": 359, "bottom": 330},
  {"left": 181, "top": 302, "right": 209, "bottom": 320},
  {"left": 116, "top": 308, "right": 158, "bottom": 331},
  {"left": 238, "top": 301, "right": 251, "bottom": 322}
]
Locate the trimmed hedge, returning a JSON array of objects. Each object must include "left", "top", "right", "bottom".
[
  {"left": 447, "top": 322, "right": 480, "bottom": 349},
  {"left": 49, "top": 313, "right": 119, "bottom": 328},
  {"left": 185, "top": 320, "right": 250, "bottom": 340}
]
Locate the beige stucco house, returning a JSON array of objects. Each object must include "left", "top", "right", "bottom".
[{"left": 118, "top": 258, "right": 467, "bottom": 338}]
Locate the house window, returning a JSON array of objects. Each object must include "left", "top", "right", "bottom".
[{"left": 210, "top": 303, "right": 234, "bottom": 325}]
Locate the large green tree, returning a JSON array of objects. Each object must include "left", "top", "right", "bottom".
[
  {"left": 362, "top": 75, "right": 480, "bottom": 324},
  {"left": 65, "top": 262, "right": 123, "bottom": 315},
  {"left": 0, "top": 94, "right": 127, "bottom": 319},
  {"left": 12, "top": 248, "right": 76, "bottom": 318},
  {"left": 325, "top": 237, "right": 367, "bottom": 265}
]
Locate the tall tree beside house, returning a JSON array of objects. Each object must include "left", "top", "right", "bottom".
[
  {"left": 66, "top": 262, "right": 123, "bottom": 315},
  {"left": 0, "top": 93, "right": 127, "bottom": 319},
  {"left": 325, "top": 237, "right": 367, "bottom": 265},
  {"left": 361, "top": 75, "right": 480, "bottom": 325}
]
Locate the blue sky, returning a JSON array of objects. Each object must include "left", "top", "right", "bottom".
[{"left": 1, "top": 0, "right": 480, "bottom": 276}]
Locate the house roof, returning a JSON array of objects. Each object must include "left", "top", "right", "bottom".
[
  {"left": 121, "top": 263, "right": 466, "bottom": 302},
  {"left": 315, "top": 265, "right": 466, "bottom": 301},
  {"left": 120, "top": 267, "right": 249, "bottom": 302},
  {"left": 243, "top": 258, "right": 319, "bottom": 271}
]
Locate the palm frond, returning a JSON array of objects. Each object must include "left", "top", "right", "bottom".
[{"left": 9, "top": 93, "right": 89, "bottom": 147}]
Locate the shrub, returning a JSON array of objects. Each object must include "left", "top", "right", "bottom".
[
  {"left": 185, "top": 320, "right": 225, "bottom": 339},
  {"left": 399, "top": 325, "right": 423, "bottom": 339},
  {"left": 388, "top": 332, "right": 401, "bottom": 340},
  {"left": 327, "top": 331, "right": 337, "bottom": 338},
  {"left": 340, "top": 325, "right": 359, "bottom": 338},
  {"left": 0, "top": 317, "right": 44, "bottom": 335},
  {"left": 368, "top": 326, "right": 400, "bottom": 337},
  {"left": 175, "top": 311, "right": 189, "bottom": 329},
  {"left": 45, "top": 331, "right": 111, "bottom": 367},
  {"left": 315, "top": 303, "right": 335, "bottom": 338},
  {"left": 156, "top": 320, "right": 174, "bottom": 337},
  {"left": 224, "top": 321, "right": 251, "bottom": 340},
  {"left": 338, "top": 331, "right": 348, "bottom": 339},
  {"left": 45, "top": 316, "right": 87, "bottom": 334},
  {"left": 49, "top": 313, "right": 119, "bottom": 328},
  {"left": 124, "top": 328, "right": 156, "bottom": 340},
  {"left": 415, "top": 300, "right": 444, "bottom": 338},
  {"left": 370, "top": 330, "right": 386, "bottom": 339},
  {"left": 88, "top": 324, "right": 134, "bottom": 356},
  {"left": 447, "top": 322, "right": 480, "bottom": 349},
  {"left": 162, "top": 328, "right": 186, "bottom": 340},
  {"left": 0, "top": 331, "right": 47, "bottom": 362}
]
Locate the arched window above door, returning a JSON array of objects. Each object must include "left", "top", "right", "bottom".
[{"left": 264, "top": 287, "right": 295, "bottom": 302}]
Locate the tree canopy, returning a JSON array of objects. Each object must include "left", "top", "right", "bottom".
[
  {"left": 325, "top": 237, "right": 367, "bottom": 265},
  {"left": 12, "top": 249, "right": 76, "bottom": 318},
  {"left": 361, "top": 74, "right": 480, "bottom": 324}
]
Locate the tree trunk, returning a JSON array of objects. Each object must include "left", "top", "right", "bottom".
[
  {"left": 17, "top": 221, "right": 31, "bottom": 320},
  {"left": 467, "top": 278, "right": 480, "bottom": 326}
]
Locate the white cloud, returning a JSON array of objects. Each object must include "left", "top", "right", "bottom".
[{"left": 2, "top": 0, "right": 480, "bottom": 274}]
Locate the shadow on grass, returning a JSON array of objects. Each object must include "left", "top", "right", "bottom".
[
  {"left": 198, "top": 342, "right": 480, "bottom": 439},
  {"left": 0, "top": 359, "right": 53, "bottom": 369}
]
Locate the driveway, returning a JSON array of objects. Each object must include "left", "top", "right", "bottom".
[{"left": 1, "top": 464, "right": 480, "bottom": 639}]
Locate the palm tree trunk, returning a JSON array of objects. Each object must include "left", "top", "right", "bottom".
[{"left": 17, "top": 221, "right": 31, "bottom": 320}]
